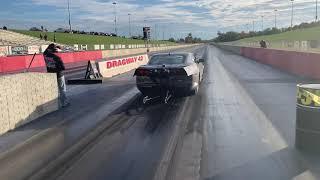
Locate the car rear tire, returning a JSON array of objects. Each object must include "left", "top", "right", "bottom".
[
  {"left": 190, "top": 86, "right": 199, "bottom": 95},
  {"left": 190, "top": 79, "right": 199, "bottom": 96}
]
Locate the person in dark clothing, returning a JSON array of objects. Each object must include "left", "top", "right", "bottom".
[
  {"left": 44, "top": 44, "right": 69, "bottom": 107},
  {"left": 44, "top": 34, "right": 48, "bottom": 41},
  {"left": 53, "top": 32, "right": 56, "bottom": 42},
  {"left": 260, "top": 40, "right": 267, "bottom": 48},
  {"left": 40, "top": 33, "right": 43, "bottom": 40}
]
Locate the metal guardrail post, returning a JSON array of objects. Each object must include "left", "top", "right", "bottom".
[{"left": 25, "top": 52, "right": 37, "bottom": 72}]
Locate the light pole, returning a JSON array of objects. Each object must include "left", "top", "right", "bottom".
[
  {"left": 274, "top": 9, "right": 278, "bottom": 28},
  {"left": 112, "top": 2, "right": 117, "bottom": 35},
  {"left": 128, "top": 13, "right": 131, "bottom": 37},
  {"left": 67, "top": 0, "right": 72, "bottom": 33},
  {"left": 252, "top": 20, "right": 255, "bottom": 32},
  {"left": 291, "top": 0, "right": 294, "bottom": 28},
  {"left": 154, "top": 24, "right": 157, "bottom": 40},
  {"left": 261, "top": 15, "right": 264, "bottom": 31},
  {"left": 316, "top": 0, "right": 318, "bottom": 21},
  {"left": 162, "top": 25, "right": 165, "bottom": 40},
  {"left": 169, "top": 22, "right": 173, "bottom": 39}
]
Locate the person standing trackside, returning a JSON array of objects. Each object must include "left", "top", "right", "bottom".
[
  {"left": 43, "top": 44, "right": 69, "bottom": 107},
  {"left": 53, "top": 31, "right": 56, "bottom": 42}
]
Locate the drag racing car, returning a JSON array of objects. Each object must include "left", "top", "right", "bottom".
[{"left": 134, "top": 52, "right": 204, "bottom": 102}]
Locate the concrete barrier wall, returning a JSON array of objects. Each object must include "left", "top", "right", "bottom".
[
  {"left": 0, "top": 54, "right": 45, "bottom": 73},
  {"left": 241, "top": 47, "right": 320, "bottom": 79},
  {"left": 0, "top": 72, "right": 58, "bottom": 135},
  {"left": 101, "top": 45, "right": 195, "bottom": 59},
  {"left": 0, "top": 51, "right": 103, "bottom": 74},
  {"left": 0, "top": 44, "right": 196, "bottom": 74},
  {"left": 215, "top": 44, "right": 320, "bottom": 79}
]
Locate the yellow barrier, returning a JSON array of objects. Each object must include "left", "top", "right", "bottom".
[{"left": 297, "top": 84, "right": 320, "bottom": 108}]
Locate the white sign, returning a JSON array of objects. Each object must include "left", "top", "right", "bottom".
[
  {"left": 110, "top": 44, "right": 114, "bottom": 49},
  {"left": 301, "top": 41, "right": 308, "bottom": 51},
  {"left": 294, "top": 41, "right": 300, "bottom": 49},
  {"left": 81, "top": 44, "right": 88, "bottom": 51},
  {"left": 281, "top": 41, "right": 287, "bottom": 48},
  {"left": 100, "top": 44, "right": 105, "bottom": 50},
  {"left": 94, "top": 44, "right": 100, "bottom": 50},
  {"left": 0, "top": 46, "right": 11, "bottom": 56},
  {"left": 27, "top": 45, "right": 40, "bottom": 54},
  {"left": 73, "top": 44, "right": 79, "bottom": 51}
]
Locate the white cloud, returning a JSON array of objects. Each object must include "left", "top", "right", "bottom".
[{"left": 19, "top": 0, "right": 320, "bottom": 39}]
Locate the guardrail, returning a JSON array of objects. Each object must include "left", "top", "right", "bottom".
[{"left": 214, "top": 43, "right": 320, "bottom": 79}]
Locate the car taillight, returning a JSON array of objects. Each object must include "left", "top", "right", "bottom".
[{"left": 135, "top": 69, "right": 149, "bottom": 76}]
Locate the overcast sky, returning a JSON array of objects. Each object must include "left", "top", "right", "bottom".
[{"left": 0, "top": 0, "right": 318, "bottom": 40}]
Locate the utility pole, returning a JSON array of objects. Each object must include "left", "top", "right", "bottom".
[
  {"left": 113, "top": 2, "right": 117, "bottom": 35},
  {"left": 154, "top": 24, "right": 157, "bottom": 40},
  {"left": 261, "top": 15, "right": 264, "bottom": 31},
  {"left": 163, "top": 25, "right": 165, "bottom": 40},
  {"left": 67, "top": 0, "right": 72, "bottom": 33},
  {"left": 274, "top": 9, "right": 278, "bottom": 28},
  {"left": 252, "top": 20, "right": 255, "bottom": 32},
  {"left": 128, "top": 13, "right": 131, "bottom": 37},
  {"left": 291, "top": 0, "right": 294, "bottom": 28},
  {"left": 316, "top": 0, "right": 318, "bottom": 21}
]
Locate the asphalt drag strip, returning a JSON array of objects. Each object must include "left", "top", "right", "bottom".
[
  {"left": 46, "top": 87, "right": 203, "bottom": 180},
  {"left": 51, "top": 45, "right": 207, "bottom": 180}
]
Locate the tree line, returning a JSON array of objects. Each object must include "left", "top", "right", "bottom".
[
  {"left": 168, "top": 33, "right": 202, "bottom": 43},
  {"left": 213, "top": 21, "right": 320, "bottom": 42}
]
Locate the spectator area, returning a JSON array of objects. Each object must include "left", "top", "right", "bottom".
[{"left": 0, "top": 29, "right": 52, "bottom": 47}]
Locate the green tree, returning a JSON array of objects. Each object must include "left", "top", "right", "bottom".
[
  {"left": 168, "top": 37, "right": 175, "bottom": 42},
  {"left": 185, "top": 33, "right": 193, "bottom": 43}
]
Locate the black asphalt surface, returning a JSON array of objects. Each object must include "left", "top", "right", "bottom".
[{"left": 52, "top": 46, "right": 207, "bottom": 180}]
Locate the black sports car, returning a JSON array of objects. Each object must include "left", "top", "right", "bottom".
[{"left": 134, "top": 52, "right": 204, "bottom": 97}]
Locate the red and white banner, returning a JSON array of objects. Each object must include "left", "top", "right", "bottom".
[{"left": 98, "top": 54, "right": 149, "bottom": 78}]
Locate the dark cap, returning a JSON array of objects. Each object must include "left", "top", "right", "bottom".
[
  {"left": 47, "top": 43, "right": 61, "bottom": 52},
  {"left": 47, "top": 43, "right": 56, "bottom": 50}
]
